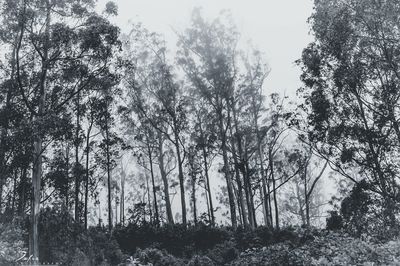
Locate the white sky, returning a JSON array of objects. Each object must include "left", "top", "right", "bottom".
[{"left": 98, "top": 0, "right": 314, "bottom": 97}]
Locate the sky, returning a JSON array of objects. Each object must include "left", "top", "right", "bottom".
[{"left": 98, "top": 0, "right": 315, "bottom": 98}]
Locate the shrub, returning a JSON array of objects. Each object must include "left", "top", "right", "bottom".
[
  {"left": 37, "top": 207, "right": 124, "bottom": 265},
  {"left": 187, "top": 255, "right": 215, "bottom": 266},
  {"left": 135, "top": 248, "right": 185, "bottom": 266},
  {"left": 114, "top": 222, "right": 230, "bottom": 257},
  {"left": 326, "top": 180, "right": 400, "bottom": 239},
  {"left": 326, "top": 211, "right": 343, "bottom": 230},
  {"left": 0, "top": 221, "right": 26, "bottom": 265},
  {"left": 206, "top": 240, "right": 239, "bottom": 265}
]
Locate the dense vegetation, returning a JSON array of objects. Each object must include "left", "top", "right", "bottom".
[{"left": 1, "top": 0, "right": 400, "bottom": 265}]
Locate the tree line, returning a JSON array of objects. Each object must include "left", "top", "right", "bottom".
[{"left": 1, "top": 0, "right": 399, "bottom": 263}]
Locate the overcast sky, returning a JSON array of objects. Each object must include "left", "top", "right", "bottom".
[{"left": 98, "top": 0, "right": 314, "bottom": 98}]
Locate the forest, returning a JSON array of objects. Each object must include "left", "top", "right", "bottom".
[{"left": 1, "top": 0, "right": 400, "bottom": 265}]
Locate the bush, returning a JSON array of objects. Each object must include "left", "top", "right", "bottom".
[
  {"left": 135, "top": 248, "right": 185, "bottom": 266},
  {"left": 0, "top": 221, "right": 26, "bottom": 265},
  {"left": 187, "top": 255, "right": 215, "bottom": 266},
  {"left": 114, "top": 222, "right": 230, "bottom": 257},
  {"left": 206, "top": 240, "right": 239, "bottom": 265},
  {"left": 37, "top": 207, "right": 124, "bottom": 265},
  {"left": 326, "top": 180, "right": 400, "bottom": 239},
  {"left": 326, "top": 211, "right": 343, "bottom": 230}
]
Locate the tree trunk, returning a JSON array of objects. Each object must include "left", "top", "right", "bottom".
[
  {"left": 105, "top": 109, "right": 113, "bottom": 231},
  {"left": 254, "top": 123, "right": 270, "bottom": 227},
  {"left": 120, "top": 165, "right": 125, "bottom": 226},
  {"left": 265, "top": 167, "right": 273, "bottom": 227},
  {"left": 115, "top": 196, "right": 118, "bottom": 225},
  {"left": 227, "top": 124, "right": 247, "bottom": 227},
  {"left": 145, "top": 167, "right": 152, "bottom": 222},
  {"left": 31, "top": 1, "right": 50, "bottom": 260},
  {"left": 199, "top": 121, "right": 215, "bottom": 225},
  {"left": 65, "top": 145, "right": 70, "bottom": 211},
  {"left": 242, "top": 157, "right": 256, "bottom": 228},
  {"left": 173, "top": 124, "right": 186, "bottom": 224},
  {"left": 74, "top": 92, "right": 81, "bottom": 223},
  {"left": 295, "top": 181, "right": 306, "bottom": 226},
  {"left": 228, "top": 98, "right": 249, "bottom": 228},
  {"left": 217, "top": 107, "right": 237, "bottom": 228},
  {"left": 84, "top": 118, "right": 93, "bottom": 229},
  {"left": 18, "top": 166, "right": 28, "bottom": 216},
  {"left": 191, "top": 172, "right": 197, "bottom": 224},
  {"left": 269, "top": 149, "right": 279, "bottom": 229},
  {"left": 157, "top": 132, "right": 174, "bottom": 224},
  {"left": 147, "top": 141, "right": 159, "bottom": 225},
  {"left": 304, "top": 169, "right": 310, "bottom": 227},
  {"left": 202, "top": 145, "right": 215, "bottom": 225}
]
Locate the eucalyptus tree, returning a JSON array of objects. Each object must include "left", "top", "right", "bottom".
[
  {"left": 189, "top": 99, "right": 218, "bottom": 225},
  {"left": 122, "top": 25, "right": 189, "bottom": 224},
  {"left": 298, "top": 0, "right": 400, "bottom": 216},
  {"left": 238, "top": 49, "right": 271, "bottom": 227},
  {"left": 177, "top": 8, "right": 239, "bottom": 228},
  {"left": 0, "top": 0, "right": 120, "bottom": 260}
]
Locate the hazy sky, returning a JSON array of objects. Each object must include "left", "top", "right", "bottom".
[{"left": 98, "top": 0, "right": 314, "bottom": 97}]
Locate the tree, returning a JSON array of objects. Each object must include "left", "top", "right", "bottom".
[
  {"left": 189, "top": 99, "right": 218, "bottom": 225},
  {"left": 122, "top": 26, "right": 189, "bottom": 224},
  {"left": 298, "top": 0, "right": 400, "bottom": 216},
  {"left": 178, "top": 9, "right": 239, "bottom": 228},
  {"left": 1, "top": 0, "right": 120, "bottom": 260},
  {"left": 281, "top": 143, "right": 328, "bottom": 227}
]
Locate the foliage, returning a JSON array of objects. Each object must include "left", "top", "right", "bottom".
[
  {"left": 325, "top": 211, "right": 343, "bottom": 231},
  {"left": 135, "top": 248, "right": 185, "bottom": 266},
  {"left": 297, "top": 0, "right": 400, "bottom": 205},
  {"left": 0, "top": 221, "right": 26, "bottom": 265},
  {"left": 231, "top": 231, "right": 400, "bottom": 266},
  {"left": 325, "top": 180, "right": 400, "bottom": 239},
  {"left": 114, "top": 222, "right": 230, "bottom": 257},
  {"left": 37, "top": 207, "right": 124, "bottom": 265}
]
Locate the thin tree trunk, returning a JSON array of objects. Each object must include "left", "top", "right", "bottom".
[
  {"left": 242, "top": 156, "right": 257, "bottom": 228},
  {"left": 120, "top": 165, "right": 125, "bottom": 226},
  {"left": 255, "top": 125, "right": 270, "bottom": 227},
  {"left": 228, "top": 98, "right": 249, "bottom": 228},
  {"left": 191, "top": 173, "right": 197, "bottom": 224},
  {"left": 228, "top": 126, "right": 248, "bottom": 227},
  {"left": 234, "top": 183, "right": 243, "bottom": 226},
  {"left": 172, "top": 122, "right": 187, "bottom": 225},
  {"left": 199, "top": 122, "right": 215, "bottom": 225},
  {"left": 115, "top": 196, "right": 118, "bottom": 225},
  {"left": 84, "top": 118, "right": 93, "bottom": 229},
  {"left": 145, "top": 167, "right": 153, "bottom": 223},
  {"left": 217, "top": 107, "right": 237, "bottom": 228},
  {"left": 11, "top": 170, "right": 17, "bottom": 219},
  {"left": 105, "top": 109, "right": 113, "bottom": 232},
  {"left": 295, "top": 181, "right": 306, "bottom": 226},
  {"left": 304, "top": 168, "right": 310, "bottom": 227},
  {"left": 65, "top": 145, "right": 70, "bottom": 211},
  {"left": 74, "top": 92, "right": 81, "bottom": 223},
  {"left": 147, "top": 140, "right": 159, "bottom": 225},
  {"left": 18, "top": 166, "right": 28, "bottom": 216},
  {"left": 157, "top": 132, "right": 174, "bottom": 224},
  {"left": 269, "top": 149, "right": 279, "bottom": 229}
]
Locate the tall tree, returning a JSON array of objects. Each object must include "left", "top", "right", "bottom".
[
  {"left": 2, "top": 0, "right": 120, "bottom": 259},
  {"left": 178, "top": 9, "right": 239, "bottom": 228},
  {"left": 298, "top": 0, "right": 400, "bottom": 213}
]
